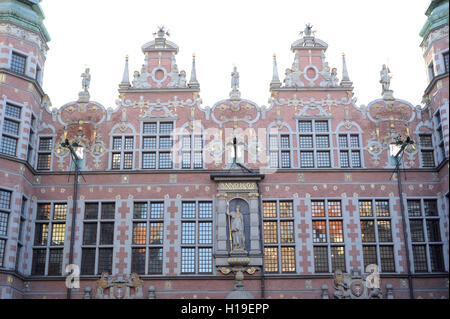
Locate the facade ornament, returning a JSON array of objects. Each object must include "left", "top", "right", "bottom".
[
  {"left": 270, "top": 54, "right": 282, "bottom": 89},
  {"left": 332, "top": 269, "right": 382, "bottom": 299},
  {"left": 340, "top": 53, "right": 353, "bottom": 87},
  {"left": 380, "top": 64, "right": 394, "bottom": 100},
  {"left": 78, "top": 68, "right": 91, "bottom": 102},
  {"left": 119, "top": 56, "right": 131, "bottom": 89},
  {"left": 188, "top": 54, "right": 200, "bottom": 89},
  {"left": 319, "top": 63, "right": 339, "bottom": 87},
  {"left": 227, "top": 204, "right": 246, "bottom": 251},
  {"left": 230, "top": 66, "right": 241, "bottom": 100},
  {"left": 95, "top": 273, "right": 145, "bottom": 299}
]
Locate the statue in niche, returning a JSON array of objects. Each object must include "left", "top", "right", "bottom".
[
  {"left": 81, "top": 68, "right": 91, "bottom": 93},
  {"left": 380, "top": 64, "right": 391, "bottom": 94},
  {"left": 227, "top": 205, "right": 245, "bottom": 250}
]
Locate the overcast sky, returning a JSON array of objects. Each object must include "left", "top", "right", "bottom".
[{"left": 40, "top": 0, "right": 430, "bottom": 110}]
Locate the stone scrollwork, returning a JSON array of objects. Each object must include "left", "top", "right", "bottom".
[
  {"left": 95, "top": 273, "right": 144, "bottom": 299},
  {"left": 332, "top": 269, "right": 382, "bottom": 299}
]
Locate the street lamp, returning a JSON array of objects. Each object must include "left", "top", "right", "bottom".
[
  {"left": 60, "top": 139, "right": 84, "bottom": 299},
  {"left": 391, "top": 135, "right": 415, "bottom": 299}
]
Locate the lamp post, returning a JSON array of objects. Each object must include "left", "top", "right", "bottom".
[
  {"left": 60, "top": 139, "right": 84, "bottom": 299},
  {"left": 391, "top": 136, "right": 415, "bottom": 299}
]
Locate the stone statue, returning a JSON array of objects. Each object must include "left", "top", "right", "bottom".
[
  {"left": 380, "top": 64, "right": 391, "bottom": 94},
  {"left": 178, "top": 70, "right": 187, "bottom": 87},
  {"left": 284, "top": 68, "right": 293, "bottom": 87},
  {"left": 227, "top": 205, "right": 245, "bottom": 250},
  {"left": 231, "top": 66, "right": 239, "bottom": 90},
  {"left": 330, "top": 68, "right": 339, "bottom": 86},
  {"left": 81, "top": 68, "right": 91, "bottom": 93}
]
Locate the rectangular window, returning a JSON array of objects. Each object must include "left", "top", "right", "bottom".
[
  {"left": 0, "top": 189, "right": 11, "bottom": 268},
  {"left": 299, "top": 120, "right": 333, "bottom": 168},
  {"left": 312, "top": 200, "right": 345, "bottom": 273},
  {"left": 11, "top": 52, "right": 26, "bottom": 74},
  {"left": 419, "top": 134, "right": 435, "bottom": 167},
  {"left": 263, "top": 200, "right": 296, "bottom": 273},
  {"left": 31, "top": 203, "right": 67, "bottom": 276},
  {"left": 359, "top": 199, "right": 395, "bottom": 272},
  {"left": 37, "top": 137, "right": 52, "bottom": 170},
  {"left": 81, "top": 202, "right": 115, "bottom": 275},
  {"left": 181, "top": 201, "right": 213, "bottom": 274},
  {"left": 407, "top": 199, "right": 444, "bottom": 273},
  {"left": 300, "top": 151, "right": 314, "bottom": 168},
  {"left": 131, "top": 201, "right": 164, "bottom": 274},
  {"left": 111, "top": 136, "right": 134, "bottom": 169},
  {"left": 444, "top": 52, "right": 449, "bottom": 73},
  {"left": 1, "top": 134, "right": 18, "bottom": 156},
  {"left": 339, "top": 133, "right": 362, "bottom": 168}
]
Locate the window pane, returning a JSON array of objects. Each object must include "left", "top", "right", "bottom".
[
  {"left": 131, "top": 247, "right": 146, "bottom": 274},
  {"left": 263, "top": 201, "right": 277, "bottom": 218},
  {"left": 429, "top": 245, "right": 444, "bottom": 272},
  {"left": 299, "top": 121, "right": 312, "bottom": 133},
  {"left": 279, "top": 201, "right": 293, "bottom": 218},
  {"left": 150, "top": 202, "right": 164, "bottom": 219},
  {"left": 182, "top": 152, "right": 191, "bottom": 169},
  {"left": 159, "top": 152, "right": 172, "bottom": 169},
  {"left": 182, "top": 202, "right": 196, "bottom": 219},
  {"left": 181, "top": 248, "right": 195, "bottom": 273},
  {"left": 1, "top": 135, "right": 17, "bottom": 156},
  {"left": 182, "top": 222, "right": 195, "bottom": 244},
  {"left": 379, "top": 246, "right": 395, "bottom": 272},
  {"left": 281, "top": 246, "right": 296, "bottom": 272},
  {"left": 312, "top": 221, "right": 327, "bottom": 243},
  {"left": 112, "top": 153, "right": 121, "bottom": 169},
  {"left": 412, "top": 245, "right": 428, "bottom": 272},
  {"left": 198, "top": 248, "right": 212, "bottom": 273},
  {"left": 199, "top": 202, "right": 212, "bottom": 219},
  {"left": 410, "top": 220, "right": 424, "bottom": 242},
  {"left": 299, "top": 135, "right": 313, "bottom": 148},
  {"left": 11, "top": 53, "right": 26, "bottom": 74},
  {"left": 193, "top": 151, "right": 203, "bottom": 169},
  {"left": 269, "top": 151, "right": 278, "bottom": 168},
  {"left": 36, "top": 203, "right": 51, "bottom": 220},
  {"left": 100, "top": 223, "right": 114, "bottom": 245},
  {"left": 316, "top": 151, "right": 330, "bottom": 167},
  {"left": 159, "top": 136, "right": 173, "bottom": 149},
  {"left": 424, "top": 200, "right": 438, "bottom": 217},
  {"left": 350, "top": 135, "right": 360, "bottom": 148},
  {"left": 280, "top": 151, "right": 291, "bottom": 168},
  {"left": 328, "top": 201, "right": 342, "bottom": 217},
  {"left": 34, "top": 223, "right": 49, "bottom": 246},
  {"left": 340, "top": 151, "right": 349, "bottom": 168},
  {"left": 124, "top": 137, "right": 134, "bottom": 150},
  {"left": 149, "top": 222, "right": 163, "bottom": 244},
  {"left": 264, "top": 221, "right": 278, "bottom": 244},
  {"left": 280, "top": 135, "right": 290, "bottom": 149},
  {"left": 315, "top": 121, "right": 328, "bottom": 132},
  {"left": 426, "top": 220, "right": 441, "bottom": 242},
  {"left": 98, "top": 248, "right": 113, "bottom": 274},
  {"left": 377, "top": 220, "right": 392, "bottom": 242},
  {"left": 338, "top": 135, "right": 348, "bottom": 148},
  {"left": 269, "top": 135, "right": 278, "bottom": 149},
  {"left": 31, "top": 249, "right": 46, "bottom": 275},
  {"left": 123, "top": 153, "right": 133, "bottom": 169},
  {"left": 329, "top": 221, "right": 344, "bottom": 243},
  {"left": 51, "top": 223, "right": 66, "bottom": 246},
  {"left": 83, "top": 223, "right": 97, "bottom": 245},
  {"left": 421, "top": 150, "right": 435, "bottom": 167},
  {"left": 133, "top": 223, "right": 147, "bottom": 245},
  {"left": 3, "top": 119, "right": 20, "bottom": 135},
  {"left": 143, "top": 137, "right": 157, "bottom": 149},
  {"left": 407, "top": 200, "right": 421, "bottom": 217},
  {"left": 160, "top": 122, "right": 173, "bottom": 134},
  {"left": 419, "top": 135, "right": 433, "bottom": 147},
  {"left": 199, "top": 222, "right": 212, "bottom": 244},
  {"left": 0, "top": 190, "right": 11, "bottom": 210},
  {"left": 375, "top": 200, "right": 390, "bottom": 217},
  {"left": 48, "top": 249, "right": 63, "bottom": 276},
  {"left": 85, "top": 203, "right": 98, "bottom": 219},
  {"left": 5, "top": 104, "right": 21, "bottom": 119},
  {"left": 359, "top": 201, "right": 373, "bottom": 217},
  {"left": 362, "top": 245, "right": 377, "bottom": 270},
  {"left": 53, "top": 204, "right": 67, "bottom": 220},
  {"left": 360, "top": 221, "right": 375, "bottom": 242},
  {"left": 0, "top": 212, "right": 8, "bottom": 236},
  {"left": 142, "top": 152, "right": 156, "bottom": 169},
  {"left": 351, "top": 151, "right": 361, "bottom": 167},
  {"left": 311, "top": 201, "right": 325, "bottom": 217},
  {"left": 112, "top": 137, "right": 122, "bottom": 150},
  {"left": 81, "top": 248, "right": 96, "bottom": 275},
  {"left": 182, "top": 136, "right": 191, "bottom": 149},
  {"left": 314, "top": 246, "right": 328, "bottom": 273},
  {"left": 331, "top": 246, "right": 346, "bottom": 272},
  {"left": 143, "top": 123, "right": 157, "bottom": 134},
  {"left": 148, "top": 248, "right": 163, "bottom": 274},
  {"left": 37, "top": 154, "right": 51, "bottom": 170},
  {"left": 316, "top": 135, "right": 329, "bottom": 148},
  {"left": 101, "top": 203, "right": 115, "bottom": 219},
  {"left": 0, "top": 239, "right": 5, "bottom": 268},
  {"left": 264, "top": 247, "right": 278, "bottom": 273},
  {"left": 280, "top": 221, "right": 294, "bottom": 243},
  {"left": 133, "top": 202, "right": 147, "bottom": 219}
]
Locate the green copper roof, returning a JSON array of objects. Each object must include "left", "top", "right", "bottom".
[
  {"left": 0, "top": 0, "right": 50, "bottom": 42},
  {"left": 420, "top": 0, "right": 449, "bottom": 38}
]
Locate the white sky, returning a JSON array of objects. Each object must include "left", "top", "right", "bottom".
[{"left": 40, "top": 0, "right": 430, "bottom": 110}]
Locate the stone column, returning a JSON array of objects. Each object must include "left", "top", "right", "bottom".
[
  {"left": 248, "top": 193, "right": 261, "bottom": 256},
  {"left": 215, "top": 193, "right": 229, "bottom": 260}
]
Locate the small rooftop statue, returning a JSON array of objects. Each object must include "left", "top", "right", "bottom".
[
  {"left": 153, "top": 26, "right": 170, "bottom": 38},
  {"left": 380, "top": 64, "right": 394, "bottom": 100},
  {"left": 78, "top": 68, "right": 91, "bottom": 102}
]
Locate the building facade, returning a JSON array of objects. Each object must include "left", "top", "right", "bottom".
[{"left": 0, "top": 0, "right": 448, "bottom": 299}]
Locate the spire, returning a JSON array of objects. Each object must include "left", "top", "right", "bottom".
[
  {"left": 340, "top": 53, "right": 353, "bottom": 88},
  {"left": 270, "top": 54, "right": 282, "bottom": 89},
  {"left": 119, "top": 55, "right": 131, "bottom": 89},
  {"left": 188, "top": 54, "right": 200, "bottom": 89}
]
